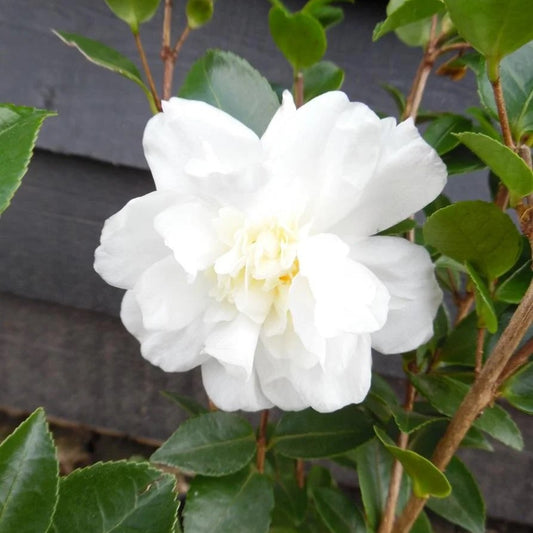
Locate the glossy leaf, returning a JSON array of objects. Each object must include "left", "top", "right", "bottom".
[
  {"left": 184, "top": 469, "right": 274, "bottom": 533},
  {"left": 411, "top": 374, "right": 524, "bottom": 450},
  {"left": 160, "top": 390, "right": 209, "bottom": 416},
  {"left": 312, "top": 487, "right": 366, "bottom": 533},
  {"left": 179, "top": 49, "right": 280, "bottom": 137},
  {"left": 411, "top": 512, "right": 433, "bottom": 533},
  {"left": 423, "top": 114, "right": 473, "bottom": 155},
  {"left": 444, "top": 0, "right": 533, "bottom": 78},
  {"left": 151, "top": 411, "right": 255, "bottom": 476},
  {"left": 427, "top": 457, "right": 485, "bottom": 533},
  {"left": 380, "top": 83, "right": 406, "bottom": 115},
  {"left": 457, "top": 132, "right": 533, "bottom": 196},
  {"left": 269, "top": 7, "right": 327, "bottom": 70},
  {"left": 374, "top": 427, "right": 451, "bottom": 498},
  {"left": 441, "top": 145, "right": 485, "bottom": 175},
  {"left": 304, "top": 4, "right": 344, "bottom": 29},
  {"left": 373, "top": 0, "right": 445, "bottom": 41},
  {"left": 50, "top": 461, "right": 177, "bottom": 533},
  {"left": 272, "top": 406, "right": 374, "bottom": 459},
  {"left": 354, "top": 437, "right": 410, "bottom": 529},
  {"left": 0, "top": 408, "right": 58, "bottom": 533},
  {"left": 391, "top": 405, "right": 444, "bottom": 434},
  {"left": 502, "top": 362, "right": 533, "bottom": 414},
  {"left": 0, "top": 105, "right": 55, "bottom": 215},
  {"left": 303, "top": 61, "right": 344, "bottom": 102},
  {"left": 104, "top": 0, "right": 160, "bottom": 33},
  {"left": 495, "top": 258, "right": 532, "bottom": 303},
  {"left": 272, "top": 474, "right": 307, "bottom": 527},
  {"left": 439, "top": 312, "right": 478, "bottom": 367},
  {"left": 53, "top": 31, "right": 152, "bottom": 103},
  {"left": 423, "top": 200, "right": 522, "bottom": 279},
  {"left": 186, "top": 0, "right": 214, "bottom": 29},
  {"left": 476, "top": 42, "right": 533, "bottom": 140},
  {"left": 465, "top": 262, "right": 498, "bottom": 333}
]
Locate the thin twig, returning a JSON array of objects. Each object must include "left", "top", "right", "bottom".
[
  {"left": 491, "top": 75, "right": 515, "bottom": 150},
  {"left": 454, "top": 292, "right": 474, "bottom": 326},
  {"left": 133, "top": 32, "right": 161, "bottom": 111},
  {"left": 475, "top": 328, "right": 486, "bottom": 377},
  {"left": 436, "top": 42, "right": 471, "bottom": 57},
  {"left": 296, "top": 459, "right": 305, "bottom": 488},
  {"left": 173, "top": 25, "right": 191, "bottom": 58},
  {"left": 256, "top": 410, "right": 270, "bottom": 473},
  {"left": 294, "top": 71, "right": 304, "bottom": 108},
  {"left": 394, "top": 280, "right": 533, "bottom": 532},
  {"left": 161, "top": 0, "right": 174, "bottom": 100},
  {"left": 498, "top": 336, "right": 533, "bottom": 386}
]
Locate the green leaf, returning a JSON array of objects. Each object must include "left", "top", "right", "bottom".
[
  {"left": 179, "top": 49, "right": 280, "bottom": 137},
  {"left": 444, "top": 0, "right": 533, "bottom": 76},
  {"left": 303, "top": 61, "right": 344, "bottom": 102},
  {"left": 380, "top": 83, "right": 406, "bottom": 115},
  {"left": 0, "top": 105, "right": 55, "bottom": 215},
  {"left": 311, "top": 487, "right": 366, "bottom": 533},
  {"left": 391, "top": 405, "right": 444, "bottom": 434},
  {"left": 439, "top": 312, "right": 478, "bottom": 367},
  {"left": 151, "top": 411, "right": 255, "bottom": 476},
  {"left": 423, "top": 200, "right": 522, "bottom": 279},
  {"left": 354, "top": 438, "right": 409, "bottom": 530},
  {"left": 373, "top": 0, "right": 445, "bottom": 41},
  {"left": 465, "top": 262, "right": 498, "bottom": 333},
  {"left": 0, "top": 408, "right": 58, "bottom": 533},
  {"left": 272, "top": 406, "right": 374, "bottom": 459},
  {"left": 441, "top": 145, "right": 485, "bottom": 175},
  {"left": 272, "top": 475, "right": 308, "bottom": 527},
  {"left": 374, "top": 427, "right": 451, "bottom": 498},
  {"left": 457, "top": 132, "right": 533, "bottom": 196},
  {"left": 184, "top": 469, "right": 274, "bottom": 533},
  {"left": 269, "top": 7, "right": 327, "bottom": 70},
  {"left": 51, "top": 461, "right": 176, "bottom": 532},
  {"left": 304, "top": 5, "right": 344, "bottom": 29},
  {"left": 160, "top": 391, "right": 208, "bottom": 417},
  {"left": 104, "top": 0, "right": 160, "bottom": 33},
  {"left": 411, "top": 374, "right": 524, "bottom": 450},
  {"left": 476, "top": 42, "right": 533, "bottom": 140},
  {"left": 495, "top": 257, "right": 532, "bottom": 304},
  {"left": 502, "top": 362, "right": 533, "bottom": 414},
  {"left": 427, "top": 457, "right": 485, "bottom": 533},
  {"left": 53, "top": 31, "right": 153, "bottom": 105},
  {"left": 186, "top": 0, "right": 214, "bottom": 29},
  {"left": 423, "top": 114, "right": 473, "bottom": 155},
  {"left": 411, "top": 512, "right": 433, "bottom": 533}
]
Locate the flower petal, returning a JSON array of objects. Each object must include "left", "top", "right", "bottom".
[
  {"left": 143, "top": 98, "right": 264, "bottom": 208},
  {"left": 201, "top": 359, "right": 273, "bottom": 411},
  {"left": 257, "top": 331, "right": 372, "bottom": 412},
  {"left": 134, "top": 256, "right": 208, "bottom": 331},
  {"left": 154, "top": 200, "right": 223, "bottom": 280},
  {"left": 203, "top": 314, "right": 261, "bottom": 377},
  {"left": 121, "top": 290, "right": 209, "bottom": 371},
  {"left": 94, "top": 191, "right": 179, "bottom": 289},
  {"left": 297, "top": 234, "right": 390, "bottom": 337},
  {"left": 349, "top": 236, "right": 442, "bottom": 354},
  {"left": 331, "top": 117, "right": 447, "bottom": 237}
]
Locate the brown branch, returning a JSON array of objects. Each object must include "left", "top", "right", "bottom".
[
  {"left": 491, "top": 75, "right": 515, "bottom": 150},
  {"left": 173, "top": 25, "right": 191, "bottom": 59},
  {"left": 256, "top": 410, "right": 269, "bottom": 473},
  {"left": 133, "top": 32, "right": 161, "bottom": 112},
  {"left": 436, "top": 42, "right": 471, "bottom": 57},
  {"left": 394, "top": 280, "right": 533, "bottom": 532},
  {"left": 378, "top": 383, "right": 416, "bottom": 533},
  {"left": 161, "top": 0, "right": 174, "bottom": 101},
  {"left": 475, "top": 328, "right": 486, "bottom": 377},
  {"left": 454, "top": 292, "right": 474, "bottom": 326},
  {"left": 498, "top": 336, "right": 533, "bottom": 386},
  {"left": 296, "top": 459, "right": 305, "bottom": 488}
]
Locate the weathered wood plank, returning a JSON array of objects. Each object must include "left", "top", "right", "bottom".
[{"left": 0, "top": 0, "right": 478, "bottom": 168}]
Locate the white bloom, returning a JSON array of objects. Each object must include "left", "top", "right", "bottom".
[{"left": 94, "top": 91, "right": 446, "bottom": 413}]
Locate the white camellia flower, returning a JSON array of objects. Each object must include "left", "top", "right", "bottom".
[{"left": 95, "top": 91, "right": 446, "bottom": 413}]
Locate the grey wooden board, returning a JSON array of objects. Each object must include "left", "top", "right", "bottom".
[
  {"left": 1, "top": 291, "right": 532, "bottom": 525},
  {"left": 1, "top": 0, "right": 479, "bottom": 169}
]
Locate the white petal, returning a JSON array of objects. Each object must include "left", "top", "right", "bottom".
[
  {"left": 201, "top": 359, "right": 273, "bottom": 411},
  {"left": 203, "top": 314, "right": 260, "bottom": 377},
  {"left": 94, "top": 191, "right": 179, "bottom": 289},
  {"left": 331, "top": 117, "right": 447, "bottom": 237},
  {"left": 350, "top": 236, "right": 442, "bottom": 354},
  {"left": 154, "top": 200, "right": 224, "bottom": 279},
  {"left": 297, "top": 234, "right": 390, "bottom": 337},
  {"left": 121, "top": 291, "right": 209, "bottom": 371},
  {"left": 261, "top": 90, "right": 296, "bottom": 153},
  {"left": 143, "top": 98, "right": 264, "bottom": 208},
  {"left": 257, "top": 331, "right": 372, "bottom": 412},
  {"left": 134, "top": 256, "right": 208, "bottom": 331}
]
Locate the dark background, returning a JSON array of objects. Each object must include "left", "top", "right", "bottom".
[{"left": 1, "top": 0, "right": 530, "bottom": 525}]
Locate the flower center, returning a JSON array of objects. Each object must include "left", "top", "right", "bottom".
[{"left": 210, "top": 208, "right": 303, "bottom": 323}]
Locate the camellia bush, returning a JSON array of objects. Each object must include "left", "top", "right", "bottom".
[{"left": 1, "top": 0, "right": 533, "bottom": 532}]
